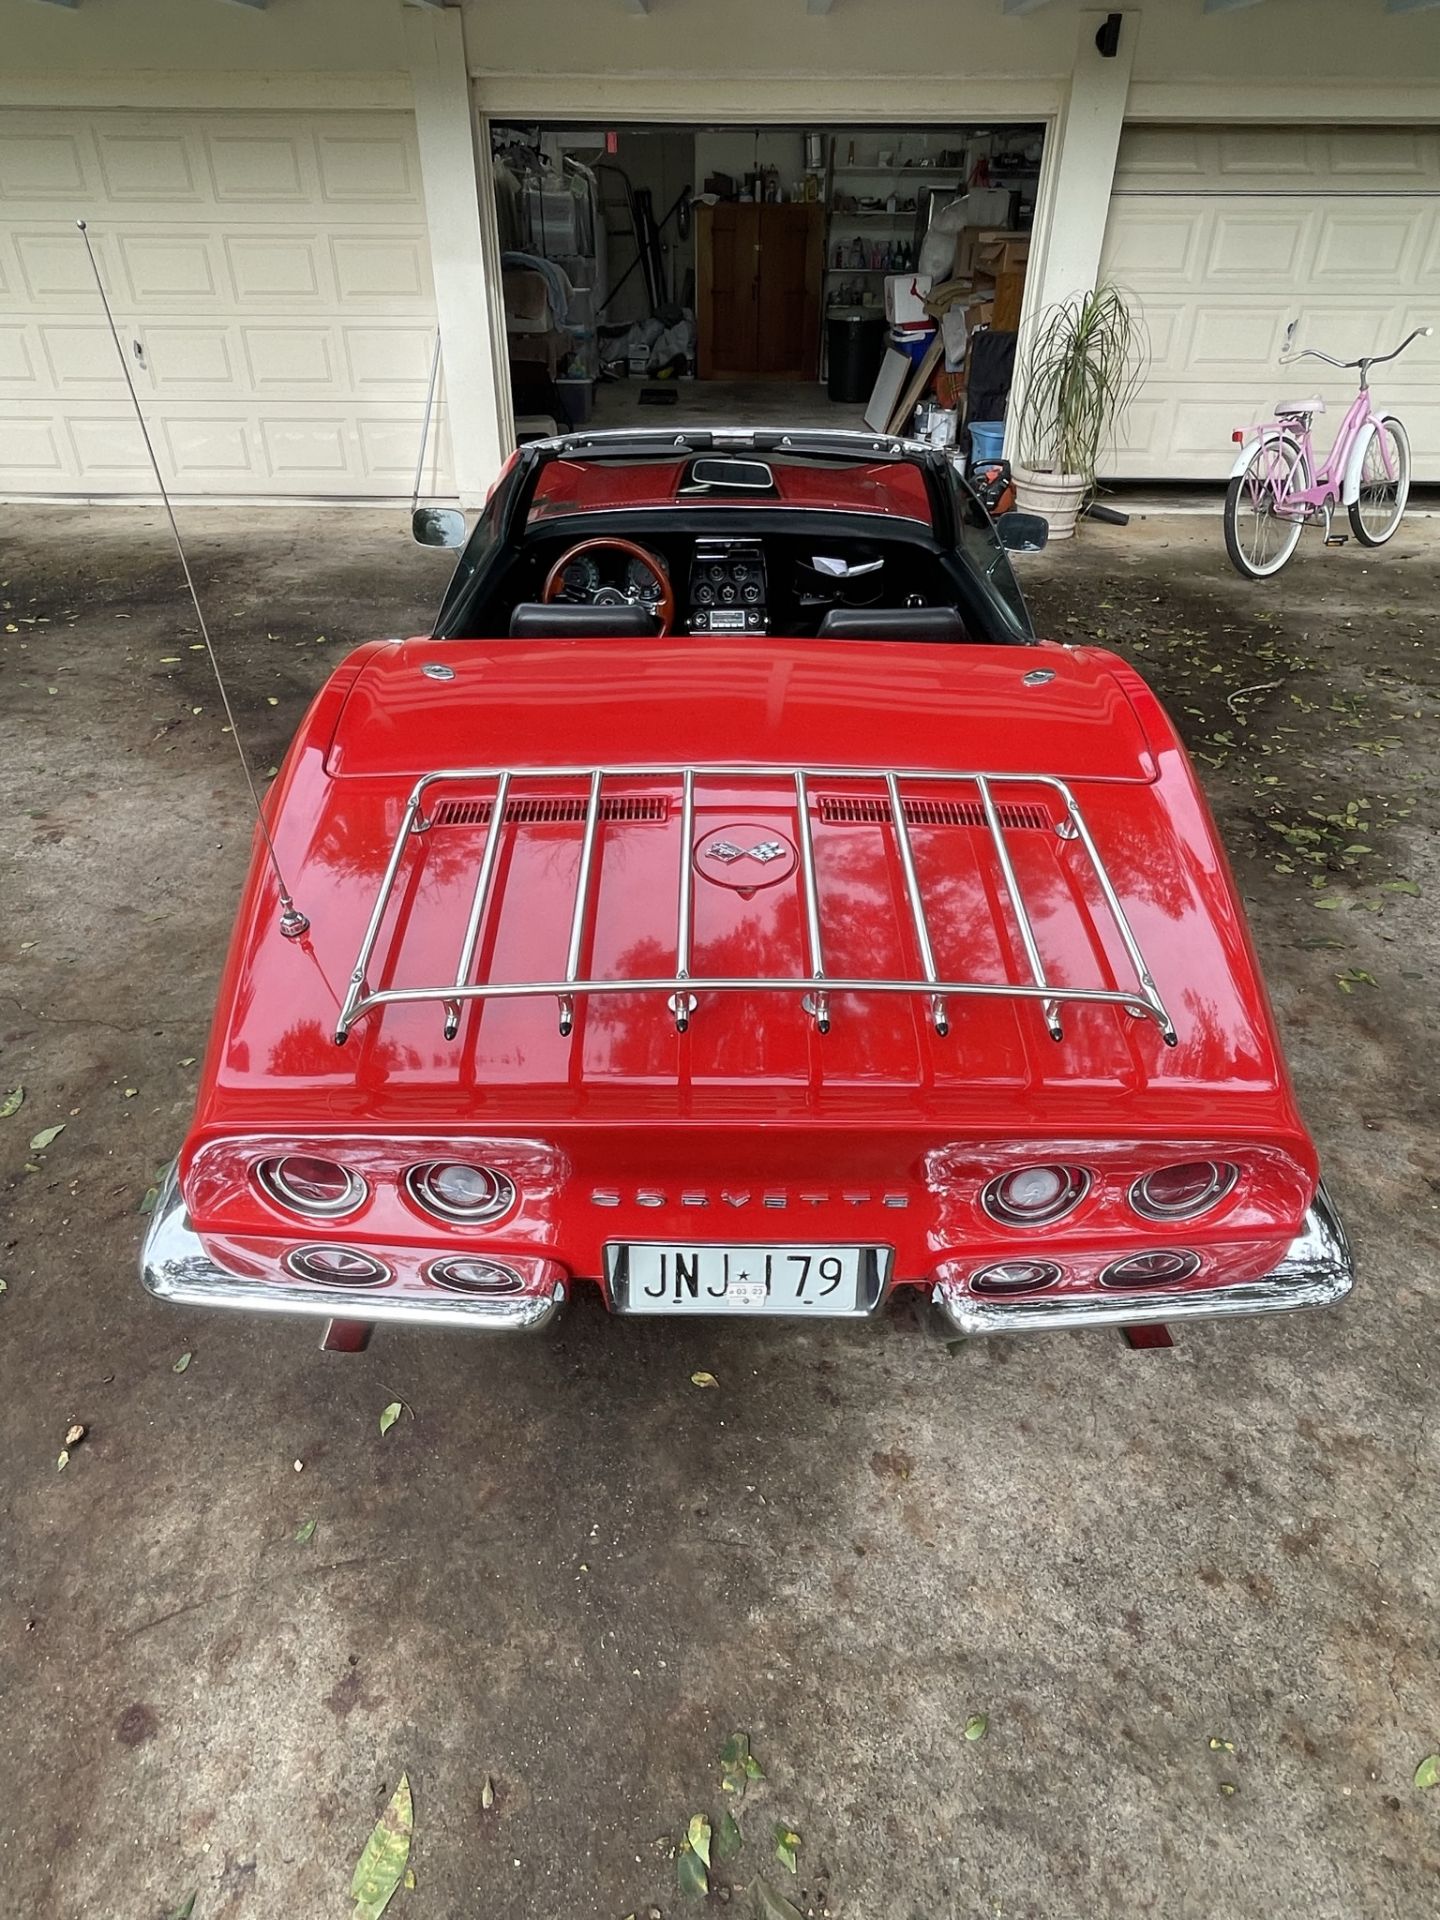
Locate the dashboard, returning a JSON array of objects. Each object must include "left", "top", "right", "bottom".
[{"left": 529, "top": 529, "right": 956, "bottom": 640}]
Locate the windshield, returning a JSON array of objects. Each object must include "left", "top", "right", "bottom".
[
  {"left": 952, "top": 471, "right": 1033, "bottom": 639},
  {"left": 528, "top": 453, "right": 935, "bottom": 527},
  {"left": 434, "top": 440, "right": 1036, "bottom": 646}
]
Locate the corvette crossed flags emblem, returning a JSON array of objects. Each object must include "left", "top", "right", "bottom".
[{"left": 708, "top": 838, "right": 787, "bottom": 865}]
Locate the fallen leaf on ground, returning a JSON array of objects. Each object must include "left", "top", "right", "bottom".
[
  {"left": 295, "top": 1518, "right": 317, "bottom": 1544},
  {"left": 173, "top": 1351, "right": 192, "bottom": 1374},
  {"left": 964, "top": 1713, "right": 988, "bottom": 1741},
  {"left": 481, "top": 1774, "right": 495, "bottom": 1810},
  {"left": 56, "top": 1450, "right": 69, "bottom": 1473},
  {"left": 179, "top": 1056, "right": 197, "bottom": 1067},
  {"left": 163, "top": 1895, "right": 197, "bottom": 1920},
  {"left": 751, "top": 1880, "right": 803, "bottom": 1920},
  {"left": 29, "top": 1124, "right": 64, "bottom": 1151},
  {"left": 0, "top": 1086, "right": 23, "bottom": 1118},
  {"left": 1219, "top": 1782, "right": 1238, "bottom": 1797},
  {"left": 65, "top": 1423, "right": 85, "bottom": 1448},
  {"left": 690, "top": 1370, "right": 719, "bottom": 1389},
  {"left": 716, "top": 1808, "right": 742, "bottom": 1861},
  {"left": 379, "top": 1401, "right": 403, "bottom": 1436},
  {"left": 688, "top": 1814, "right": 712, "bottom": 1869},
  {"left": 1415, "top": 1755, "right": 1440, "bottom": 1791},
  {"left": 772, "top": 1822, "right": 801, "bottom": 1873},
  {"left": 1208, "top": 1736, "right": 1236, "bottom": 1753},
  {"left": 720, "top": 1731, "right": 752, "bottom": 1795},
  {"left": 138, "top": 1187, "right": 159, "bottom": 1215},
  {"left": 677, "top": 1839, "right": 709, "bottom": 1898},
  {"left": 1341, "top": 968, "right": 1376, "bottom": 988},
  {"left": 350, "top": 1772, "right": 413, "bottom": 1919}
]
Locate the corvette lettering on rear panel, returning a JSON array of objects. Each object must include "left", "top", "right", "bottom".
[{"left": 588, "top": 1189, "right": 909, "bottom": 1209}]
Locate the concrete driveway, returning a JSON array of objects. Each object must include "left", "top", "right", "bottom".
[{"left": 2, "top": 505, "right": 1436, "bottom": 1920}]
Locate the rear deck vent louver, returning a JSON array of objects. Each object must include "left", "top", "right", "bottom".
[
  {"left": 818, "top": 795, "right": 1051, "bottom": 832},
  {"left": 432, "top": 795, "right": 669, "bottom": 828}
]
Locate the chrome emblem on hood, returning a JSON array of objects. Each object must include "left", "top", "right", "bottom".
[
  {"left": 695, "top": 822, "right": 798, "bottom": 892},
  {"left": 709, "top": 837, "right": 786, "bottom": 865}
]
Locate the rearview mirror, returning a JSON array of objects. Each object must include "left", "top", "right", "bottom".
[
  {"left": 411, "top": 505, "right": 467, "bottom": 549},
  {"left": 995, "top": 511, "right": 1049, "bottom": 553}
]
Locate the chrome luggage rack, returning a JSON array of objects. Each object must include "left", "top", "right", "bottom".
[{"left": 333, "top": 765, "right": 1177, "bottom": 1047}]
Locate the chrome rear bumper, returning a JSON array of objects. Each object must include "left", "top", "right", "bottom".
[
  {"left": 933, "top": 1183, "right": 1353, "bottom": 1337},
  {"left": 142, "top": 1160, "right": 1352, "bottom": 1342},
  {"left": 139, "top": 1163, "right": 566, "bottom": 1333}
]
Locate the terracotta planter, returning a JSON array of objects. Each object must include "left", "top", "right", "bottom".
[{"left": 1013, "top": 467, "right": 1086, "bottom": 542}]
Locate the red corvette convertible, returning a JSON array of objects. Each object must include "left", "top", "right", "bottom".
[{"left": 142, "top": 429, "right": 1352, "bottom": 1349}]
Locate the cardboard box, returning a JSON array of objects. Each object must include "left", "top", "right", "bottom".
[{"left": 975, "top": 230, "right": 1031, "bottom": 275}]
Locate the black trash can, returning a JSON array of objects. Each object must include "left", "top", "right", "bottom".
[{"left": 826, "top": 307, "right": 887, "bottom": 403}]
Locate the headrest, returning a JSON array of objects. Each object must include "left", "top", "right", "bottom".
[
  {"left": 817, "top": 605, "right": 965, "bottom": 642},
  {"left": 509, "top": 602, "right": 661, "bottom": 639}
]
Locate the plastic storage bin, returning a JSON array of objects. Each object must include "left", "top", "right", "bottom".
[{"left": 968, "top": 420, "right": 1006, "bottom": 464}]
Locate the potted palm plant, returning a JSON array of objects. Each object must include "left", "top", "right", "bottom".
[{"left": 1011, "top": 285, "right": 1146, "bottom": 540}]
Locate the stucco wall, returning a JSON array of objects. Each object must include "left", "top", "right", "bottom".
[
  {"left": 1, "top": 0, "right": 407, "bottom": 81},
  {"left": 460, "top": 0, "right": 1437, "bottom": 95},
  {"left": 4, "top": 0, "right": 1434, "bottom": 109}
]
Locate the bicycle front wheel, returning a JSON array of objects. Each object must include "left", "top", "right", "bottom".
[
  {"left": 1349, "top": 416, "right": 1411, "bottom": 547},
  {"left": 1223, "top": 439, "right": 1310, "bottom": 581}
]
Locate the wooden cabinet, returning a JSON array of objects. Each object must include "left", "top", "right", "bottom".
[{"left": 696, "top": 203, "right": 823, "bottom": 381}]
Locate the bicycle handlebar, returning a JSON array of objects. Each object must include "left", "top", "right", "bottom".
[{"left": 1283, "top": 325, "right": 1432, "bottom": 372}]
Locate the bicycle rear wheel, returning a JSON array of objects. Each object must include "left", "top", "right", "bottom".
[
  {"left": 1223, "top": 439, "right": 1309, "bottom": 581},
  {"left": 1349, "top": 416, "right": 1410, "bottom": 547}
]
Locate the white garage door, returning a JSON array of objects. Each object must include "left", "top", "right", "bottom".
[
  {"left": 1100, "top": 126, "right": 1440, "bottom": 481},
  {"left": 0, "top": 108, "right": 451, "bottom": 500}
]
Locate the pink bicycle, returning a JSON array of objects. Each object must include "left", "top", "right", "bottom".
[{"left": 1223, "top": 326, "right": 1430, "bottom": 581}]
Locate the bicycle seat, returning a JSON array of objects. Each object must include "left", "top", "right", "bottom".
[{"left": 1275, "top": 397, "right": 1325, "bottom": 418}]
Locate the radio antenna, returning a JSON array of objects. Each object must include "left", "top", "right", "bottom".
[
  {"left": 410, "top": 326, "right": 442, "bottom": 519},
  {"left": 76, "top": 219, "right": 308, "bottom": 940}
]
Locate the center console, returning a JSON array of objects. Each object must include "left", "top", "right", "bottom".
[{"left": 687, "top": 539, "right": 767, "bottom": 633}]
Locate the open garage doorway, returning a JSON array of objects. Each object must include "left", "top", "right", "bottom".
[{"left": 488, "top": 119, "right": 1045, "bottom": 444}]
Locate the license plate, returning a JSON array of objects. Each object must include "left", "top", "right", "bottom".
[{"left": 612, "top": 1244, "right": 874, "bottom": 1316}]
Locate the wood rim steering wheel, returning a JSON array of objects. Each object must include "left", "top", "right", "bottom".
[{"left": 541, "top": 537, "right": 674, "bottom": 635}]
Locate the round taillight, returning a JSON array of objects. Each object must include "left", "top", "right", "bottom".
[
  {"left": 258, "top": 1155, "right": 366, "bottom": 1219},
  {"left": 981, "top": 1164, "right": 1090, "bottom": 1228},
  {"left": 970, "top": 1259, "right": 1061, "bottom": 1296},
  {"left": 405, "top": 1162, "right": 516, "bottom": 1225},
  {"left": 1100, "top": 1249, "right": 1201, "bottom": 1290},
  {"left": 284, "top": 1245, "right": 390, "bottom": 1287},
  {"left": 426, "top": 1257, "right": 526, "bottom": 1296},
  {"left": 1130, "top": 1160, "right": 1238, "bottom": 1221}
]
